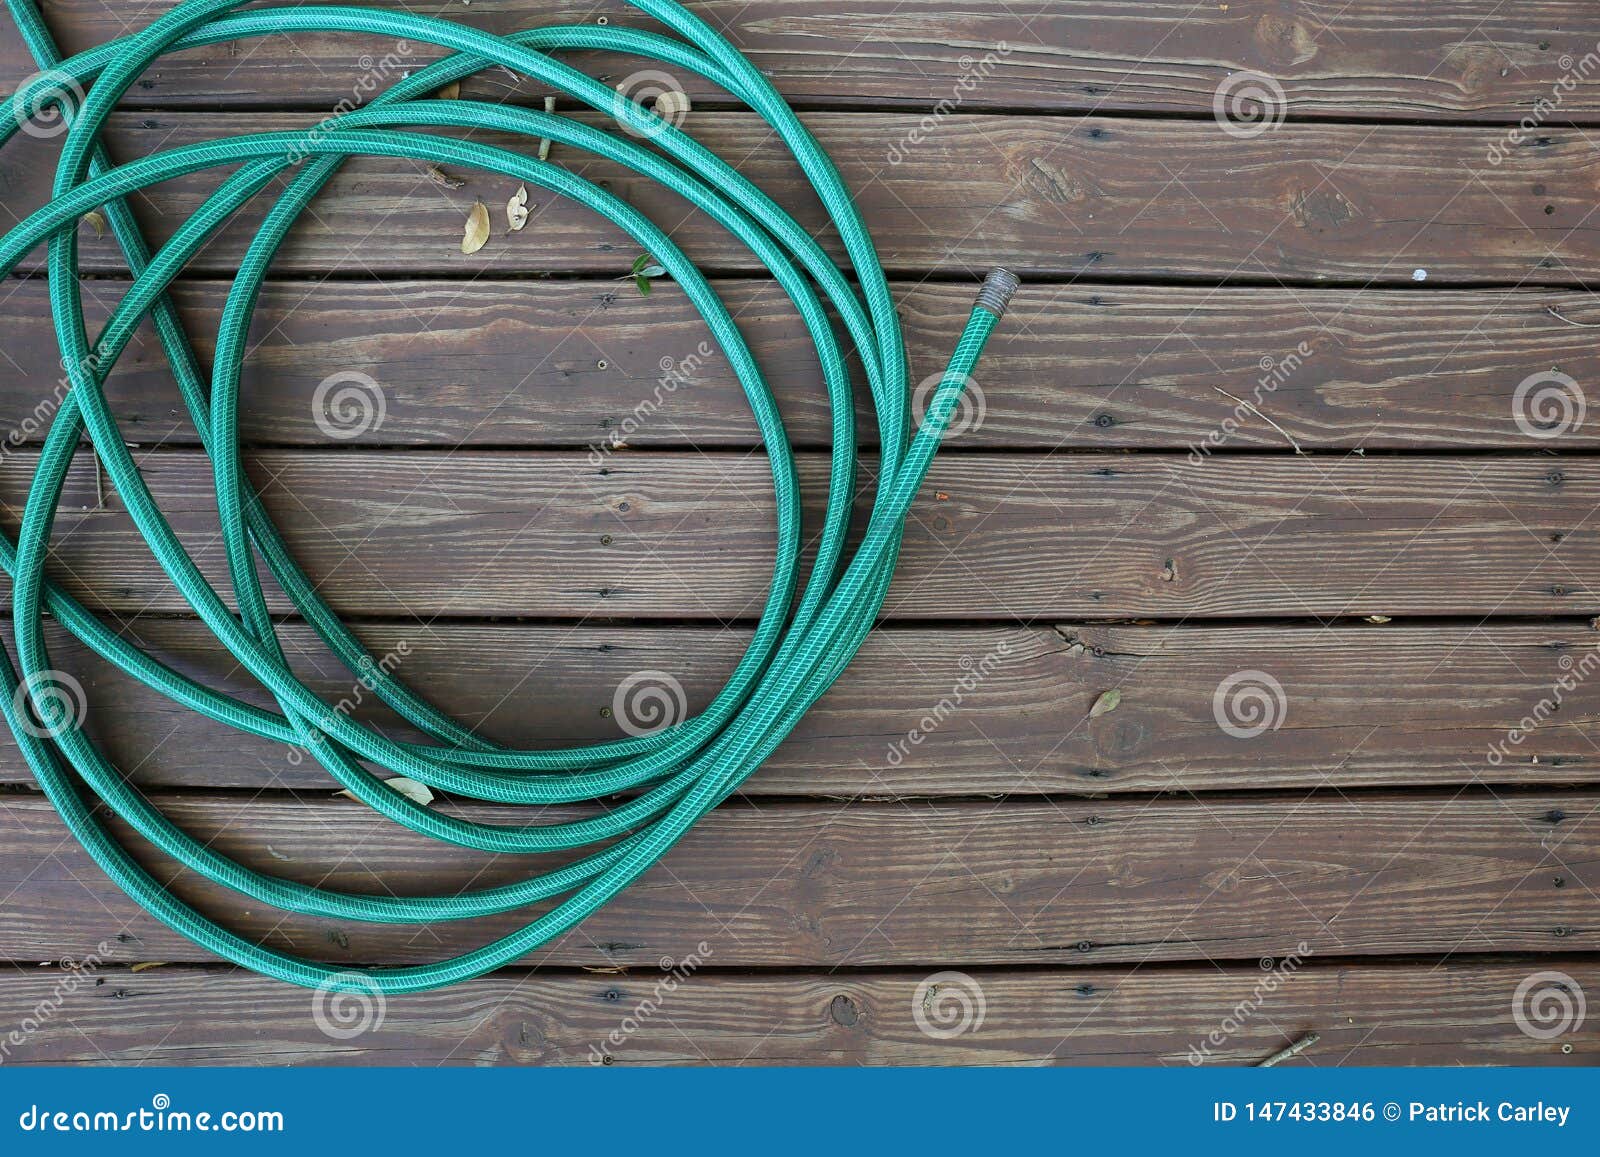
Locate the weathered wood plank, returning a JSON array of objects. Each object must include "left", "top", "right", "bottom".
[
  {"left": 4, "top": 450, "right": 1597, "bottom": 620},
  {"left": 4, "top": 113, "right": 1593, "bottom": 283},
  {"left": 5, "top": 0, "right": 1597, "bottom": 122},
  {"left": 0, "top": 961, "right": 1591, "bottom": 1066},
  {"left": 9, "top": 279, "right": 1600, "bottom": 451},
  {"left": 4, "top": 620, "right": 1600, "bottom": 795},
  {"left": 0, "top": 792, "right": 1591, "bottom": 967}
]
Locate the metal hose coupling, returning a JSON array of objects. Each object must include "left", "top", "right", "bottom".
[{"left": 975, "top": 267, "right": 1021, "bottom": 318}]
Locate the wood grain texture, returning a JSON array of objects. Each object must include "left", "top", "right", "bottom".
[
  {"left": 8, "top": 279, "right": 1600, "bottom": 451},
  {"left": 5, "top": 450, "right": 1597, "bottom": 620},
  {"left": 5, "top": 620, "right": 1600, "bottom": 796},
  {"left": 0, "top": 791, "right": 1591, "bottom": 968},
  {"left": 5, "top": 113, "right": 1594, "bottom": 283},
  {"left": 5, "top": 0, "right": 1597, "bottom": 121},
  {"left": 0, "top": 961, "right": 1592, "bottom": 1066}
]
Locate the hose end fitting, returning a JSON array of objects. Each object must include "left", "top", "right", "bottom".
[{"left": 974, "top": 267, "right": 1021, "bottom": 318}]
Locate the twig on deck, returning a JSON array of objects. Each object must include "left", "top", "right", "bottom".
[
  {"left": 1257, "top": 1031, "right": 1319, "bottom": 1067},
  {"left": 1212, "top": 387, "right": 1304, "bottom": 455},
  {"left": 539, "top": 95, "right": 556, "bottom": 161},
  {"left": 1546, "top": 304, "right": 1600, "bottom": 328}
]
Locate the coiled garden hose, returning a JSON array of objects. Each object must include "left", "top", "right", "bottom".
[{"left": 0, "top": 0, "right": 1016, "bottom": 993}]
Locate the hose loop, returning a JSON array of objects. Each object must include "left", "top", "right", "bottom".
[{"left": 0, "top": 0, "right": 1012, "bottom": 991}]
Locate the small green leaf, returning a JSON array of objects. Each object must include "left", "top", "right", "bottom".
[
  {"left": 631, "top": 253, "right": 667, "bottom": 280},
  {"left": 634, "top": 275, "right": 652, "bottom": 297},
  {"left": 1088, "top": 689, "right": 1121, "bottom": 718}
]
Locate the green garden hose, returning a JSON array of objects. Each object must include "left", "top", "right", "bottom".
[{"left": 0, "top": 0, "right": 1016, "bottom": 993}]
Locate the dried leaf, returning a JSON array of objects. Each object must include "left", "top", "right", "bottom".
[
  {"left": 1364, "top": 615, "right": 1391, "bottom": 624},
  {"left": 426, "top": 164, "right": 464, "bottom": 189},
  {"left": 461, "top": 199, "right": 490, "bottom": 255},
  {"left": 1088, "top": 689, "right": 1122, "bottom": 718},
  {"left": 436, "top": 81, "right": 461, "bottom": 100},
  {"left": 384, "top": 777, "right": 436, "bottom": 807},
  {"left": 653, "top": 88, "right": 691, "bottom": 124},
  {"left": 82, "top": 210, "right": 106, "bottom": 236},
  {"left": 507, "top": 184, "right": 530, "bottom": 232},
  {"left": 130, "top": 962, "right": 167, "bottom": 973}
]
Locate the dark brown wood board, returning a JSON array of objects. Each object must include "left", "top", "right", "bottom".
[
  {"left": 0, "top": 619, "right": 1597, "bottom": 796},
  {"left": 0, "top": 791, "right": 1591, "bottom": 968},
  {"left": 2, "top": 449, "right": 1596, "bottom": 620},
  {"left": 6, "top": 279, "right": 1600, "bottom": 451},
  {"left": 3, "top": 112, "right": 1595, "bottom": 283},
  {"left": 4, "top": 1, "right": 1598, "bottom": 122},
  {"left": 0, "top": 961, "right": 1592, "bottom": 1066}
]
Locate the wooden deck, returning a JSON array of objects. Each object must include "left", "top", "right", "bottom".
[{"left": 2, "top": 0, "right": 1599, "bottom": 1065}]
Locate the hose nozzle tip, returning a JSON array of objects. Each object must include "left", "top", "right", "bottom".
[{"left": 975, "top": 267, "right": 1021, "bottom": 318}]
